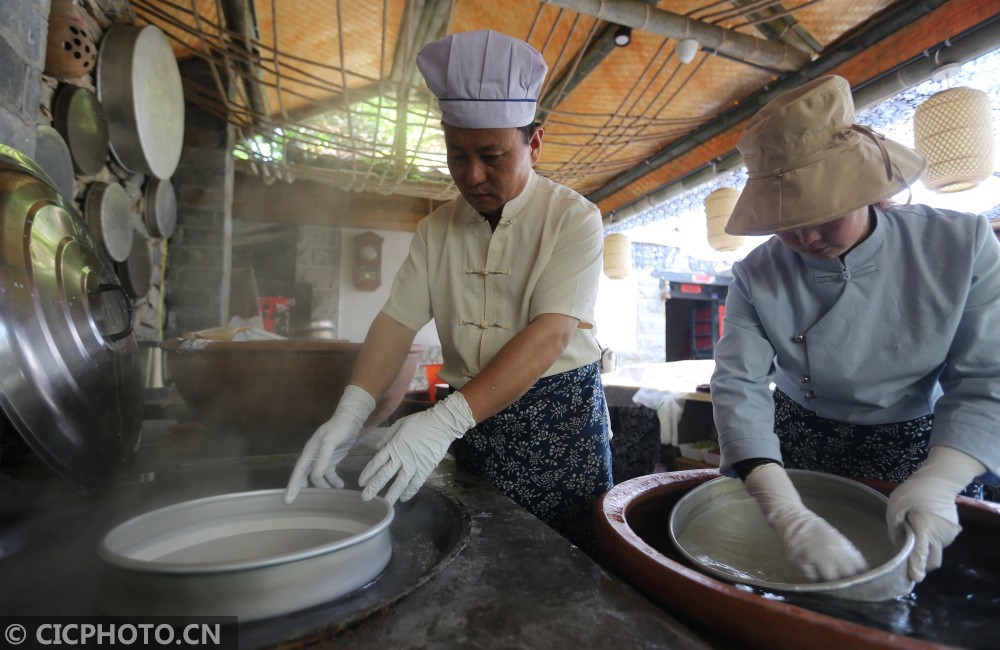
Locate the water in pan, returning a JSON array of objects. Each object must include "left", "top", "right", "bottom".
[
  {"left": 676, "top": 497, "right": 895, "bottom": 584},
  {"left": 738, "top": 560, "right": 1000, "bottom": 650}
]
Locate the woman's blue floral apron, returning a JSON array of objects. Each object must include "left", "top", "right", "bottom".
[{"left": 773, "top": 388, "right": 982, "bottom": 498}]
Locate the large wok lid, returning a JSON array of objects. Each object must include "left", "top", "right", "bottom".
[
  {"left": 97, "top": 24, "right": 184, "bottom": 179},
  {"left": 0, "top": 143, "right": 143, "bottom": 487}
]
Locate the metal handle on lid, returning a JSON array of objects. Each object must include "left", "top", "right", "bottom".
[{"left": 90, "top": 282, "right": 134, "bottom": 342}]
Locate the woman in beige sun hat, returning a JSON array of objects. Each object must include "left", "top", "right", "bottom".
[{"left": 710, "top": 75, "right": 1000, "bottom": 586}]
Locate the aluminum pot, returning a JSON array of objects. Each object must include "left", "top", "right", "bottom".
[
  {"left": 97, "top": 25, "right": 184, "bottom": 179},
  {"left": 668, "top": 470, "right": 915, "bottom": 601},
  {"left": 97, "top": 489, "right": 394, "bottom": 621},
  {"left": 143, "top": 177, "right": 176, "bottom": 239},
  {"left": 34, "top": 125, "right": 76, "bottom": 201},
  {"left": 116, "top": 231, "right": 152, "bottom": 299},
  {"left": 53, "top": 85, "right": 109, "bottom": 176},
  {"left": 84, "top": 181, "right": 134, "bottom": 263}
]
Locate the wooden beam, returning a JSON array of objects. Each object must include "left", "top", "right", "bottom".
[
  {"left": 232, "top": 170, "right": 435, "bottom": 232},
  {"left": 596, "top": 0, "right": 1000, "bottom": 216}
]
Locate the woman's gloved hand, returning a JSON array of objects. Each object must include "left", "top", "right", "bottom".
[
  {"left": 887, "top": 446, "right": 986, "bottom": 582},
  {"left": 744, "top": 462, "right": 869, "bottom": 581},
  {"left": 358, "top": 392, "right": 476, "bottom": 504},
  {"left": 283, "top": 385, "right": 376, "bottom": 503}
]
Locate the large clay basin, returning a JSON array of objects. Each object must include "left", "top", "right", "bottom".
[
  {"left": 595, "top": 469, "right": 1000, "bottom": 650},
  {"left": 161, "top": 339, "right": 423, "bottom": 451}
]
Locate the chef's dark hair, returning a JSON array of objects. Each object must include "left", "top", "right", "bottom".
[{"left": 517, "top": 122, "right": 539, "bottom": 145}]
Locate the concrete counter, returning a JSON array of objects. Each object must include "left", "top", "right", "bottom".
[{"left": 0, "top": 421, "right": 712, "bottom": 649}]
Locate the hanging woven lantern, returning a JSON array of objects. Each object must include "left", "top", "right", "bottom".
[
  {"left": 914, "top": 87, "right": 994, "bottom": 193},
  {"left": 603, "top": 233, "right": 631, "bottom": 279},
  {"left": 705, "top": 188, "right": 746, "bottom": 251}
]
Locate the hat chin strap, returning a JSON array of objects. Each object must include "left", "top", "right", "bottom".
[{"left": 850, "top": 124, "right": 914, "bottom": 205}]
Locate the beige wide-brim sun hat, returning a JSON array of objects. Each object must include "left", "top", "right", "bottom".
[{"left": 727, "top": 75, "right": 927, "bottom": 236}]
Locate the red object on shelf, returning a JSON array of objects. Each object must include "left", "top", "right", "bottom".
[
  {"left": 424, "top": 363, "right": 444, "bottom": 403},
  {"left": 258, "top": 296, "right": 295, "bottom": 336}
]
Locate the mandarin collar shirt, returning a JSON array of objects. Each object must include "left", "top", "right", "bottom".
[
  {"left": 712, "top": 204, "right": 1000, "bottom": 479},
  {"left": 382, "top": 170, "right": 603, "bottom": 388}
]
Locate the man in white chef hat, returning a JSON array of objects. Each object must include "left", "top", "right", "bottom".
[{"left": 286, "top": 30, "right": 613, "bottom": 554}]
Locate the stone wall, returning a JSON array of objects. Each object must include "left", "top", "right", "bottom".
[
  {"left": 295, "top": 225, "right": 342, "bottom": 327},
  {"left": 163, "top": 59, "right": 235, "bottom": 337},
  {"left": 0, "top": 0, "right": 47, "bottom": 153}
]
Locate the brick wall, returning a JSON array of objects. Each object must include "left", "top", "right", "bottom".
[
  {"left": 0, "top": 0, "right": 48, "bottom": 154},
  {"left": 296, "top": 225, "right": 342, "bottom": 328},
  {"left": 163, "top": 58, "right": 234, "bottom": 337}
]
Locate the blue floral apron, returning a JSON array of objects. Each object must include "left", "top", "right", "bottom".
[
  {"left": 452, "top": 361, "right": 613, "bottom": 555},
  {"left": 773, "top": 388, "right": 982, "bottom": 498}
]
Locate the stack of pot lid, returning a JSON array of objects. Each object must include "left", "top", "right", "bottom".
[
  {"left": 0, "top": 143, "right": 143, "bottom": 488},
  {"left": 97, "top": 24, "right": 184, "bottom": 179},
  {"left": 34, "top": 125, "right": 76, "bottom": 201},
  {"left": 84, "top": 181, "right": 134, "bottom": 263},
  {"left": 143, "top": 177, "right": 176, "bottom": 239},
  {"left": 53, "top": 84, "right": 110, "bottom": 176},
  {"left": 117, "top": 232, "right": 152, "bottom": 299}
]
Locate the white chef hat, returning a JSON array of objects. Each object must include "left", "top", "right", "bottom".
[{"left": 416, "top": 30, "right": 548, "bottom": 129}]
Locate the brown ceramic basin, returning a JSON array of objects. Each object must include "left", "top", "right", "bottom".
[
  {"left": 161, "top": 339, "right": 423, "bottom": 450},
  {"left": 595, "top": 469, "right": 1000, "bottom": 650}
]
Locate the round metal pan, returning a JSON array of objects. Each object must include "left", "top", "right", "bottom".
[
  {"left": 97, "top": 24, "right": 184, "bottom": 179},
  {"left": 34, "top": 125, "right": 76, "bottom": 200},
  {"left": 53, "top": 84, "right": 109, "bottom": 176},
  {"left": 84, "top": 181, "right": 134, "bottom": 262},
  {"left": 668, "top": 470, "right": 915, "bottom": 601},
  {"left": 97, "top": 489, "right": 394, "bottom": 621},
  {"left": 116, "top": 231, "right": 152, "bottom": 299},
  {"left": 143, "top": 177, "right": 176, "bottom": 239}
]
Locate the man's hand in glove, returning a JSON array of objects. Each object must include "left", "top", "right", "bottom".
[
  {"left": 744, "top": 462, "right": 869, "bottom": 581},
  {"left": 284, "top": 385, "right": 376, "bottom": 503},
  {"left": 359, "top": 392, "right": 476, "bottom": 504},
  {"left": 887, "top": 446, "right": 986, "bottom": 582}
]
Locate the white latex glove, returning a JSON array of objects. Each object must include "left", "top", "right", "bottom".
[
  {"left": 744, "top": 463, "right": 869, "bottom": 581},
  {"left": 358, "top": 392, "right": 475, "bottom": 504},
  {"left": 283, "top": 385, "right": 376, "bottom": 503},
  {"left": 887, "top": 446, "right": 986, "bottom": 582}
]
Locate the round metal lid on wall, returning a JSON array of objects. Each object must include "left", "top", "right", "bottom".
[
  {"left": 143, "top": 177, "right": 176, "bottom": 239},
  {"left": 0, "top": 143, "right": 143, "bottom": 488},
  {"left": 117, "top": 232, "right": 153, "bottom": 299},
  {"left": 53, "top": 85, "right": 110, "bottom": 176},
  {"left": 84, "top": 181, "right": 135, "bottom": 263},
  {"left": 34, "top": 125, "right": 76, "bottom": 201},
  {"left": 97, "top": 24, "right": 184, "bottom": 179}
]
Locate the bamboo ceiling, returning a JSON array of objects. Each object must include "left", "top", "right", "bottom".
[{"left": 129, "top": 0, "right": 999, "bottom": 224}]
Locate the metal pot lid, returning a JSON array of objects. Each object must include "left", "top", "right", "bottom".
[
  {"left": 34, "top": 125, "right": 76, "bottom": 201},
  {"left": 0, "top": 143, "right": 142, "bottom": 488},
  {"left": 143, "top": 177, "right": 176, "bottom": 239},
  {"left": 117, "top": 231, "right": 152, "bottom": 299},
  {"left": 97, "top": 25, "right": 184, "bottom": 179},
  {"left": 84, "top": 181, "right": 135, "bottom": 262},
  {"left": 53, "top": 85, "right": 110, "bottom": 176}
]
